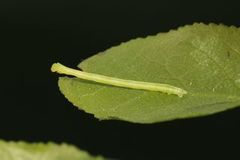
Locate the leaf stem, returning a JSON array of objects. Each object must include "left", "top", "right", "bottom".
[{"left": 51, "top": 63, "right": 187, "bottom": 97}]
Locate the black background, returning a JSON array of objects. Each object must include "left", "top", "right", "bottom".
[{"left": 1, "top": 0, "right": 240, "bottom": 159}]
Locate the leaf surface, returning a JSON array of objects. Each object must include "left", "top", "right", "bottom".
[
  {"left": 0, "top": 140, "right": 105, "bottom": 160},
  {"left": 58, "top": 23, "right": 240, "bottom": 123}
]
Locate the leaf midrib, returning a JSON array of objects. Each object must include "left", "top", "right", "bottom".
[
  {"left": 190, "top": 92, "right": 240, "bottom": 102},
  {"left": 76, "top": 82, "right": 240, "bottom": 103}
]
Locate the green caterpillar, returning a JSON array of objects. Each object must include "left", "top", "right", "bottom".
[{"left": 51, "top": 63, "right": 187, "bottom": 97}]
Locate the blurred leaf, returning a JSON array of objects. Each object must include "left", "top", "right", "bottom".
[{"left": 0, "top": 140, "right": 105, "bottom": 160}]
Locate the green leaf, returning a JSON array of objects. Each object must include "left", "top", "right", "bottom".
[
  {"left": 0, "top": 140, "right": 105, "bottom": 160},
  {"left": 57, "top": 23, "right": 240, "bottom": 123}
]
